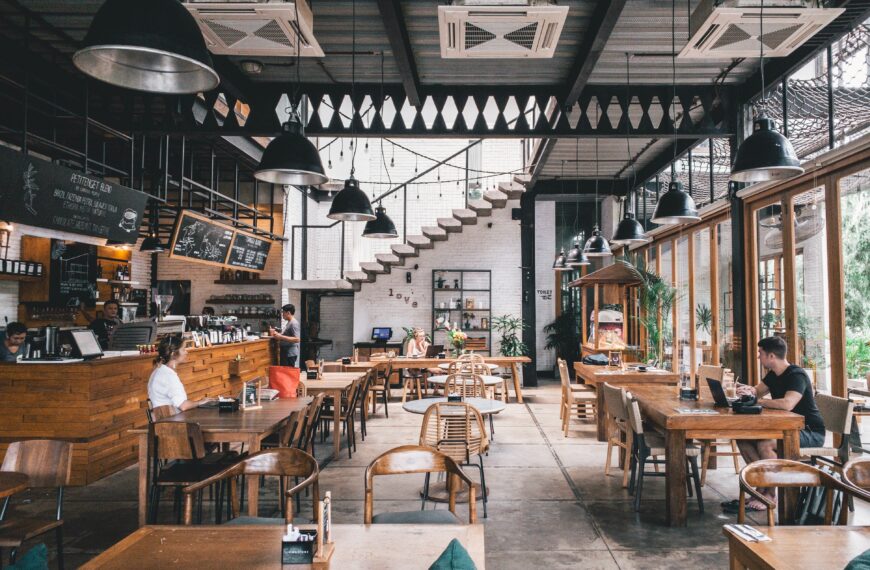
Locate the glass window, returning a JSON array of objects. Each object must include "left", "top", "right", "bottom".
[
  {"left": 717, "top": 220, "right": 741, "bottom": 378},
  {"left": 756, "top": 204, "right": 786, "bottom": 378},
  {"left": 786, "top": 52, "right": 830, "bottom": 160},
  {"left": 694, "top": 229, "right": 713, "bottom": 366},
  {"left": 839, "top": 167, "right": 870, "bottom": 386},
  {"left": 831, "top": 20, "right": 870, "bottom": 148},
  {"left": 677, "top": 236, "right": 690, "bottom": 370},
  {"left": 793, "top": 187, "right": 831, "bottom": 391}
]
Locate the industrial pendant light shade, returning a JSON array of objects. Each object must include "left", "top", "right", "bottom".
[
  {"left": 255, "top": 117, "right": 328, "bottom": 186},
  {"left": 651, "top": 181, "right": 701, "bottom": 225},
  {"left": 73, "top": 0, "right": 219, "bottom": 94},
  {"left": 612, "top": 213, "right": 650, "bottom": 246},
  {"left": 139, "top": 233, "right": 166, "bottom": 252},
  {"left": 328, "top": 176, "right": 375, "bottom": 221},
  {"left": 730, "top": 117, "right": 804, "bottom": 183},
  {"left": 565, "top": 240, "right": 590, "bottom": 268},
  {"left": 583, "top": 226, "right": 612, "bottom": 257},
  {"left": 362, "top": 205, "right": 398, "bottom": 238},
  {"left": 552, "top": 249, "right": 567, "bottom": 271}
]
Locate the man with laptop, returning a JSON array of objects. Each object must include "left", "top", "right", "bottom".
[{"left": 721, "top": 336, "right": 825, "bottom": 513}]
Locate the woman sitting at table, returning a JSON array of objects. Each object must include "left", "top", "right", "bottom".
[
  {"left": 147, "top": 337, "right": 213, "bottom": 412},
  {"left": 406, "top": 328, "right": 430, "bottom": 357}
]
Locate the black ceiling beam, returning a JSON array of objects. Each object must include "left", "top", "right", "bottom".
[
  {"left": 563, "top": 0, "right": 627, "bottom": 107},
  {"left": 375, "top": 0, "right": 422, "bottom": 108},
  {"left": 631, "top": 138, "right": 699, "bottom": 191},
  {"left": 530, "top": 178, "right": 623, "bottom": 196}
]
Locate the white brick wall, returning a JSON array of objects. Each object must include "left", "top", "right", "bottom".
[
  {"left": 351, "top": 201, "right": 522, "bottom": 356},
  {"left": 534, "top": 202, "right": 556, "bottom": 372}
]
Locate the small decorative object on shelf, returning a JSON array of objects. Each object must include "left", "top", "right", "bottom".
[
  {"left": 0, "top": 259, "right": 43, "bottom": 278},
  {"left": 206, "top": 293, "right": 275, "bottom": 305}
]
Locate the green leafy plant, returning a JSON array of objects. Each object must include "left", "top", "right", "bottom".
[
  {"left": 695, "top": 303, "right": 712, "bottom": 334},
  {"left": 632, "top": 262, "right": 677, "bottom": 364},
  {"left": 846, "top": 337, "right": 870, "bottom": 380},
  {"left": 491, "top": 315, "right": 528, "bottom": 357},
  {"left": 544, "top": 312, "right": 580, "bottom": 368}
]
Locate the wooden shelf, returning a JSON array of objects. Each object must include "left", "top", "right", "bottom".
[
  {"left": 213, "top": 279, "right": 278, "bottom": 285},
  {"left": 206, "top": 300, "right": 275, "bottom": 305},
  {"left": 0, "top": 274, "right": 41, "bottom": 282}
]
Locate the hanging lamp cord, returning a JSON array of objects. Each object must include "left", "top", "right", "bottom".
[
  {"left": 759, "top": 0, "right": 766, "bottom": 116},
  {"left": 350, "top": 0, "right": 357, "bottom": 177}
]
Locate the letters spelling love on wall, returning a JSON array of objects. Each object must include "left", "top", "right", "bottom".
[{"left": 387, "top": 288, "right": 417, "bottom": 307}]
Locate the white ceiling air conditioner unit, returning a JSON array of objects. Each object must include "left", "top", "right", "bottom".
[
  {"left": 678, "top": 0, "right": 844, "bottom": 59},
  {"left": 184, "top": 0, "right": 324, "bottom": 58},
  {"left": 438, "top": 1, "right": 568, "bottom": 59}
]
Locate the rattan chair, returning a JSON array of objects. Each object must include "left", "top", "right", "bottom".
[
  {"left": 444, "top": 373, "right": 486, "bottom": 399},
  {"left": 419, "top": 402, "right": 490, "bottom": 517},
  {"left": 558, "top": 358, "right": 596, "bottom": 436}
]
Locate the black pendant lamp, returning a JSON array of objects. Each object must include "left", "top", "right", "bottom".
[
  {"left": 140, "top": 204, "right": 166, "bottom": 252},
  {"left": 255, "top": 114, "right": 328, "bottom": 186},
  {"left": 612, "top": 197, "right": 650, "bottom": 245},
  {"left": 362, "top": 205, "right": 398, "bottom": 238},
  {"left": 328, "top": 177, "right": 375, "bottom": 221},
  {"left": 651, "top": 181, "right": 700, "bottom": 224},
  {"left": 552, "top": 249, "right": 567, "bottom": 271},
  {"left": 584, "top": 226, "right": 612, "bottom": 257},
  {"left": 731, "top": 0, "right": 803, "bottom": 183},
  {"left": 565, "top": 238, "right": 590, "bottom": 268},
  {"left": 73, "top": 0, "right": 219, "bottom": 94}
]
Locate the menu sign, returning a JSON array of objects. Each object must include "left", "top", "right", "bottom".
[
  {"left": 227, "top": 232, "right": 271, "bottom": 272},
  {"left": 0, "top": 145, "right": 148, "bottom": 242},
  {"left": 49, "top": 240, "right": 98, "bottom": 308},
  {"left": 169, "top": 210, "right": 234, "bottom": 266}
]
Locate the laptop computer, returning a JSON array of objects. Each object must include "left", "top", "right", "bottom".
[
  {"left": 424, "top": 344, "right": 443, "bottom": 358},
  {"left": 706, "top": 378, "right": 737, "bottom": 408}
]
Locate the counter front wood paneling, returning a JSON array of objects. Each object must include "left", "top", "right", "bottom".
[{"left": 0, "top": 339, "right": 274, "bottom": 486}]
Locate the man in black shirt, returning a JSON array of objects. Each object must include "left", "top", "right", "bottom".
[
  {"left": 724, "top": 336, "right": 825, "bottom": 513},
  {"left": 85, "top": 299, "right": 122, "bottom": 350}
]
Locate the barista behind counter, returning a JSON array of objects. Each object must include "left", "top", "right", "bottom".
[
  {"left": 0, "top": 322, "right": 28, "bottom": 362},
  {"left": 80, "top": 299, "right": 122, "bottom": 350}
]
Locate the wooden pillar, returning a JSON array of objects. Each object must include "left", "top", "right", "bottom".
[
  {"left": 688, "top": 233, "right": 697, "bottom": 378},
  {"left": 826, "top": 174, "right": 847, "bottom": 397},
  {"left": 581, "top": 285, "right": 588, "bottom": 346},
  {"left": 593, "top": 284, "right": 600, "bottom": 350},
  {"left": 621, "top": 284, "right": 629, "bottom": 348},
  {"left": 672, "top": 238, "right": 679, "bottom": 373},
  {"left": 781, "top": 197, "right": 799, "bottom": 363},
  {"left": 710, "top": 224, "right": 721, "bottom": 366}
]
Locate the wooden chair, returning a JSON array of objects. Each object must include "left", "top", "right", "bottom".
[
  {"left": 368, "top": 359, "right": 391, "bottom": 417},
  {"left": 321, "top": 363, "right": 344, "bottom": 373},
  {"left": 304, "top": 360, "right": 318, "bottom": 373},
  {"left": 738, "top": 459, "right": 870, "bottom": 526},
  {"left": 149, "top": 421, "right": 240, "bottom": 524},
  {"left": 419, "top": 402, "right": 490, "bottom": 517},
  {"left": 0, "top": 440, "right": 73, "bottom": 569},
  {"left": 558, "top": 359, "right": 596, "bottom": 436},
  {"left": 801, "top": 393, "right": 855, "bottom": 467},
  {"left": 320, "top": 378, "right": 363, "bottom": 459},
  {"left": 364, "top": 445, "right": 476, "bottom": 524},
  {"left": 445, "top": 374, "right": 486, "bottom": 399},
  {"left": 626, "top": 396, "right": 704, "bottom": 513},
  {"left": 601, "top": 383, "right": 633, "bottom": 488},
  {"left": 357, "top": 369, "right": 376, "bottom": 440},
  {"left": 182, "top": 448, "right": 319, "bottom": 526},
  {"left": 297, "top": 394, "right": 326, "bottom": 457},
  {"left": 696, "top": 365, "right": 741, "bottom": 485}
]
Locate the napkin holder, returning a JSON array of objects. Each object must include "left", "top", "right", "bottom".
[
  {"left": 437, "top": 353, "right": 447, "bottom": 359},
  {"left": 218, "top": 399, "right": 239, "bottom": 413},
  {"left": 678, "top": 388, "right": 699, "bottom": 401},
  {"left": 341, "top": 357, "right": 351, "bottom": 365},
  {"left": 282, "top": 530, "right": 318, "bottom": 564},
  {"left": 306, "top": 370, "right": 319, "bottom": 380},
  {"left": 447, "top": 393, "right": 463, "bottom": 403}
]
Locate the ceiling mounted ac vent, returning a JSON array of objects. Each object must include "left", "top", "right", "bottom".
[
  {"left": 184, "top": 1, "right": 324, "bottom": 57},
  {"left": 438, "top": 2, "right": 568, "bottom": 59},
  {"left": 679, "top": 0, "right": 844, "bottom": 59}
]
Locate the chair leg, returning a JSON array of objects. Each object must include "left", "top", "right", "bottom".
[
  {"left": 627, "top": 441, "right": 638, "bottom": 495},
  {"left": 382, "top": 388, "right": 389, "bottom": 418},
  {"left": 621, "top": 431, "right": 633, "bottom": 488},
  {"left": 401, "top": 381, "right": 409, "bottom": 404},
  {"left": 730, "top": 440, "right": 741, "bottom": 473},
  {"left": 489, "top": 414, "right": 495, "bottom": 440},
  {"left": 56, "top": 525, "right": 65, "bottom": 570},
  {"left": 149, "top": 484, "right": 160, "bottom": 524},
  {"left": 476, "top": 455, "right": 488, "bottom": 519},
  {"left": 604, "top": 438, "right": 614, "bottom": 476},
  {"left": 634, "top": 454, "right": 646, "bottom": 512},
  {"left": 700, "top": 441, "right": 711, "bottom": 486},
  {"left": 689, "top": 455, "right": 704, "bottom": 513},
  {"left": 422, "top": 473, "right": 431, "bottom": 510},
  {"left": 685, "top": 459, "right": 694, "bottom": 497}
]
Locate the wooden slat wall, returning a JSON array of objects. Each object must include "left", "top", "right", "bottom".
[{"left": 0, "top": 339, "right": 274, "bottom": 486}]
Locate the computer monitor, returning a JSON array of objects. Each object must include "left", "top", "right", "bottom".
[
  {"left": 71, "top": 329, "right": 104, "bottom": 360},
  {"left": 371, "top": 327, "right": 392, "bottom": 341}
]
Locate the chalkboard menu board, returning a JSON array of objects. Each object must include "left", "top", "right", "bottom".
[
  {"left": 0, "top": 145, "right": 148, "bottom": 242},
  {"left": 49, "top": 240, "right": 98, "bottom": 308},
  {"left": 169, "top": 211, "right": 234, "bottom": 266},
  {"left": 227, "top": 232, "right": 271, "bottom": 272}
]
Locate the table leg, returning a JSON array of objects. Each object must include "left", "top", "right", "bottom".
[
  {"left": 333, "top": 389, "right": 342, "bottom": 458},
  {"left": 596, "top": 388, "right": 607, "bottom": 442},
  {"left": 246, "top": 435, "right": 262, "bottom": 517},
  {"left": 665, "top": 429, "right": 688, "bottom": 527},
  {"left": 510, "top": 363, "right": 524, "bottom": 403},
  {"left": 777, "top": 428, "right": 800, "bottom": 525},
  {"left": 137, "top": 433, "right": 148, "bottom": 527}
]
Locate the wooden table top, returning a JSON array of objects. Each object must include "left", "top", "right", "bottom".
[
  {"left": 131, "top": 398, "right": 312, "bottom": 435},
  {"left": 0, "top": 472, "right": 29, "bottom": 499},
  {"left": 723, "top": 525, "right": 870, "bottom": 570},
  {"left": 302, "top": 372, "right": 365, "bottom": 391},
  {"left": 385, "top": 356, "right": 531, "bottom": 367},
  {"left": 80, "top": 524, "right": 486, "bottom": 569},
  {"left": 402, "top": 397, "right": 507, "bottom": 416},
  {"left": 573, "top": 362, "right": 679, "bottom": 385},
  {"left": 629, "top": 385, "right": 805, "bottom": 432},
  {"left": 427, "top": 374, "right": 504, "bottom": 386}
]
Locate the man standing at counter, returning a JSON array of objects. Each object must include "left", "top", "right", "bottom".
[
  {"left": 0, "top": 322, "right": 28, "bottom": 362},
  {"left": 82, "top": 299, "right": 122, "bottom": 350},
  {"left": 270, "top": 304, "right": 301, "bottom": 367}
]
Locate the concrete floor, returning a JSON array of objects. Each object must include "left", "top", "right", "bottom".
[{"left": 4, "top": 380, "right": 869, "bottom": 568}]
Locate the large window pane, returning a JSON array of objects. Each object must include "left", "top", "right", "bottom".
[
  {"left": 717, "top": 220, "right": 741, "bottom": 378},
  {"left": 832, "top": 20, "right": 870, "bottom": 148},
  {"left": 694, "top": 229, "right": 712, "bottom": 367},
  {"left": 793, "top": 187, "right": 831, "bottom": 391},
  {"left": 756, "top": 204, "right": 786, "bottom": 378},
  {"left": 840, "top": 167, "right": 870, "bottom": 387}
]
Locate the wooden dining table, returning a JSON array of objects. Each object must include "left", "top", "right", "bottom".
[
  {"left": 80, "top": 524, "right": 486, "bottom": 569},
  {"left": 629, "top": 385, "right": 804, "bottom": 527},
  {"left": 301, "top": 371, "right": 367, "bottom": 459},
  {"left": 723, "top": 525, "right": 870, "bottom": 569},
  {"left": 0, "top": 471, "right": 29, "bottom": 499},
  {"left": 131, "top": 397, "right": 311, "bottom": 527},
  {"left": 573, "top": 362, "right": 680, "bottom": 441}
]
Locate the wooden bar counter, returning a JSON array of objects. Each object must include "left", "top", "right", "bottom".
[{"left": 0, "top": 339, "right": 274, "bottom": 486}]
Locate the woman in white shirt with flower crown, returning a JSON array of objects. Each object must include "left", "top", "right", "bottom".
[{"left": 147, "top": 336, "right": 212, "bottom": 412}]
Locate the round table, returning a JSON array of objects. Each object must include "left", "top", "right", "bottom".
[
  {"left": 0, "top": 472, "right": 29, "bottom": 499},
  {"left": 437, "top": 362, "right": 499, "bottom": 372},
  {"left": 426, "top": 374, "right": 504, "bottom": 387}
]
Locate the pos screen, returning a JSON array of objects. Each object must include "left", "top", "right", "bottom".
[
  {"left": 371, "top": 327, "right": 392, "bottom": 341},
  {"left": 71, "top": 329, "right": 104, "bottom": 359}
]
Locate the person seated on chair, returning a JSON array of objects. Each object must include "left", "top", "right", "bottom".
[
  {"left": 147, "top": 336, "right": 213, "bottom": 412},
  {"left": 406, "top": 328, "right": 430, "bottom": 357},
  {"left": 723, "top": 336, "right": 825, "bottom": 513}
]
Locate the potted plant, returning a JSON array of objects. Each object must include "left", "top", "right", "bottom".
[
  {"left": 491, "top": 315, "right": 527, "bottom": 357},
  {"left": 633, "top": 262, "right": 677, "bottom": 365},
  {"left": 544, "top": 312, "right": 580, "bottom": 371},
  {"left": 695, "top": 303, "right": 712, "bottom": 335}
]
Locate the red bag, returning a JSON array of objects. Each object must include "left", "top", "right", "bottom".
[{"left": 269, "top": 366, "right": 301, "bottom": 398}]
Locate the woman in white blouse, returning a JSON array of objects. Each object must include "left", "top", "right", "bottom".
[{"left": 147, "top": 337, "right": 212, "bottom": 412}]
